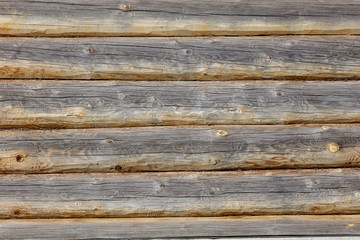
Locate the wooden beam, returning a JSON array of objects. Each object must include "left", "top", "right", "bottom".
[
  {"left": 1, "top": 169, "right": 360, "bottom": 218},
  {"left": 1, "top": 0, "right": 360, "bottom": 37},
  {"left": 2, "top": 80, "right": 360, "bottom": 128},
  {"left": 1, "top": 36, "right": 360, "bottom": 80},
  {"left": 2, "top": 125, "right": 360, "bottom": 173},
  {"left": 1, "top": 216, "right": 360, "bottom": 239}
]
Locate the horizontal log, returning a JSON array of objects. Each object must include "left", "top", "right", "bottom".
[
  {"left": 2, "top": 80, "right": 360, "bottom": 128},
  {"left": 1, "top": 169, "right": 360, "bottom": 218},
  {"left": 1, "top": 0, "right": 360, "bottom": 37},
  {"left": 1, "top": 216, "right": 360, "bottom": 239},
  {"left": 2, "top": 125, "right": 360, "bottom": 173},
  {"left": 1, "top": 36, "right": 360, "bottom": 80}
]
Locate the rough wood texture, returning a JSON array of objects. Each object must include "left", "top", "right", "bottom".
[
  {"left": 3, "top": 80, "right": 360, "bottom": 128},
  {"left": 1, "top": 36, "right": 360, "bottom": 80},
  {"left": 2, "top": 125, "right": 360, "bottom": 173},
  {"left": 1, "top": 169, "right": 360, "bottom": 218},
  {"left": 1, "top": 216, "right": 360, "bottom": 239},
  {"left": 1, "top": 0, "right": 360, "bottom": 37}
]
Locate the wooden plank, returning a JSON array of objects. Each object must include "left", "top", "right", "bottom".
[
  {"left": 2, "top": 124, "right": 360, "bottom": 173},
  {"left": 1, "top": 0, "right": 360, "bottom": 37},
  {"left": 1, "top": 169, "right": 360, "bottom": 218},
  {"left": 1, "top": 216, "right": 360, "bottom": 239},
  {"left": 2, "top": 80, "right": 360, "bottom": 128},
  {"left": 1, "top": 36, "right": 360, "bottom": 80}
]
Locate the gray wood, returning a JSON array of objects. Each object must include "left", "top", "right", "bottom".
[
  {"left": 1, "top": 36, "right": 360, "bottom": 80},
  {"left": 1, "top": 216, "right": 360, "bottom": 239},
  {"left": 2, "top": 80, "right": 360, "bottom": 128},
  {"left": 1, "top": 0, "right": 360, "bottom": 36},
  {"left": 0, "top": 169, "right": 360, "bottom": 218},
  {"left": 2, "top": 124, "right": 360, "bottom": 173}
]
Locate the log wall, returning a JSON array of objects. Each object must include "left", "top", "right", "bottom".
[{"left": 1, "top": 0, "right": 360, "bottom": 239}]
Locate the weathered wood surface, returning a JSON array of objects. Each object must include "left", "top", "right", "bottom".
[
  {"left": 1, "top": 169, "right": 360, "bottom": 218},
  {"left": 1, "top": 216, "right": 360, "bottom": 239},
  {"left": 3, "top": 80, "right": 360, "bottom": 128},
  {"left": 2, "top": 0, "right": 360, "bottom": 37},
  {"left": 2, "top": 125, "right": 360, "bottom": 173},
  {"left": 1, "top": 36, "right": 360, "bottom": 80}
]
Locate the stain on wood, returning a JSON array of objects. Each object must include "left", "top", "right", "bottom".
[
  {"left": 0, "top": 169, "right": 360, "bottom": 218},
  {"left": 1, "top": 124, "right": 360, "bottom": 173},
  {"left": 1, "top": 0, "right": 360, "bottom": 37},
  {"left": 1, "top": 36, "right": 360, "bottom": 80},
  {"left": 1, "top": 80, "right": 360, "bottom": 128},
  {"left": 1, "top": 215, "right": 360, "bottom": 239}
]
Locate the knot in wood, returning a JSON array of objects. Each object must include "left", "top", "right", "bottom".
[
  {"left": 16, "top": 154, "right": 24, "bottom": 162},
  {"left": 328, "top": 143, "right": 340, "bottom": 153},
  {"left": 322, "top": 126, "right": 330, "bottom": 130},
  {"left": 115, "top": 165, "right": 123, "bottom": 171},
  {"left": 210, "top": 159, "right": 218, "bottom": 165},
  {"left": 217, "top": 130, "right": 228, "bottom": 137},
  {"left": 13, "top": 210, "right": 20, "bottom": 215},
  {"left": 123, "top": 4, "right": 131, "bottom": 10}
]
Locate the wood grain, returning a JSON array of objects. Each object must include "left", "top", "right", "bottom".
[
  {"left": 2, "top": 80, "right": 360, "bottom": 128},
  {"left": 1, "top": 216, "right": 360, "bottom": 239},
  {"left": 1, "top": 0, "right": 360, "bottom": 37},
  {"left": 1, "top": 36, "right": 360, "bottom": 80},
  {"left": 1, "top": 169, "right": 360, "bottom": 218},
  {"left": 2, "top": 124, "right": 360, "bottom": 173}
]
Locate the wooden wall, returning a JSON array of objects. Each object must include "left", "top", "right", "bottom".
[{"left": 1, "top": 0, "right": 360, "bottom": 239}]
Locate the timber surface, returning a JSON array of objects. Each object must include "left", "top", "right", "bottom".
[
  {"left": 2, "top": 80, "right": 360, "bottom": 128},
  {"left": 1, "top": 36, "right": 360, "bottom": 80},
  {"left": 1, "top": 216, "right": 360, "bottom": 239},
  {"left": 1, "top": 0, "right": 360, "bottom": 37},
  {"left": 1, "top": 124, "right": 360, "bottom": 173},
  {"left": 1, "top": 169, "right": 360, "bottom": 218},
  {"left": 2, "top": 1, "right": 360, "bottom": 238}
]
